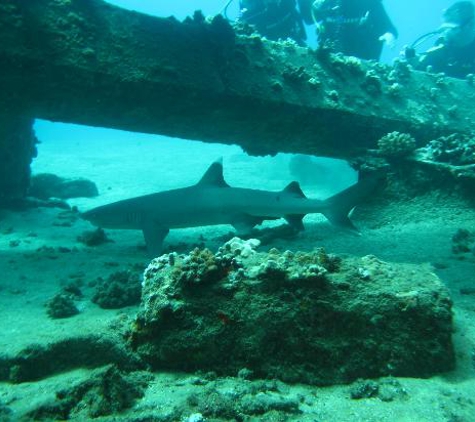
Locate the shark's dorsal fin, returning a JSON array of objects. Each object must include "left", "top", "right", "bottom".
[
  {"left": 282, "top": 181, "right": 306, "bottom": 198},
  {"left": 197, "top": 159, "right": 230, "bottom": 188}
]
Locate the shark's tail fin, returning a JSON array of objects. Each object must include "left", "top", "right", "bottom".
[{"left": 321, "top": 174, "right": 379, "bottom": 232}]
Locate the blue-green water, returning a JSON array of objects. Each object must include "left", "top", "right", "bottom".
[{"left": 1, "top": 1, "right": 475, "bottom": 421}]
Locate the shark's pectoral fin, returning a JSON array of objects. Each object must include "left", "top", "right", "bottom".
[
  {"left": 231, "top": 214, "right": 267, "bottom": 234},
  {"left": 284, "top": 214, "right": 305, "bottom": 231},
  {"left": 142, "top": 224, "right": 169, "bottom": 257}
]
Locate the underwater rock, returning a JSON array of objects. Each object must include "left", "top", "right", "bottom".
[
  {"left": 131, "top": 238, "right": 454, "bottom": 385},
  {"left": 349, "top": 379, "right": 379, "bottom": 399},
  {"left": 77, "top": 227, "right": 111, "bottom": 246},
  {"left": 29, "top": 173, "right": 98, "bottom": 200},
  {"left": 349, "top": 378, "right": 407, "bottom": 402},
  {"left": 452, "top": 228, "right": 474, "bottom": 255},
  {"left": 3, "top": 333, "right": 143, "bottom": 383},
  {"left": 46, "top": 293, "right": 79, "bottom": 319},
  {"left": 186, "top": 377, "right": 300, "bottom": 420},
  {"left": 0, "top": 399, "right": 12, "bottom": 421},
  {"left": 25, "top": 365, "right": 150, "bottom": 420},
  {"left": 61, "top": 282, "right": 83, "bottom": 299},
  {"left": 91, "top": 270, "right": 141, "bottom": 309}
]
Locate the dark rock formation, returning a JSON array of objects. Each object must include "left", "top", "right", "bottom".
[
  {"left": 25, "top": 365, "right": 150, "bottom": 420},
  {"left": 77, "top": 227, "right": 111, "bottom": 246},
  {"left": 0, "top": 115, "right": 37, "bottom": 204},
  {"left": 1, "top": 334, "right": 142, "bottom": 383},
  {"left": 131, "top": 238, "right": 455, "bottom": 385},
  {"left": 29, "top": 173, "right": 98, "bottom": 200}
]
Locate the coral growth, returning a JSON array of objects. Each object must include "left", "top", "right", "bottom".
[
  {"left": 282, "top": 65, "right": 309, "bottom": 83},
  {"left": 175, "top": 247, "right": 230, "bottom": 286},
  {"left": 248, "top": 246, "right": 340, "bottom": 283},
  {"left": 424, "top": 133, "right": 475, "bottom": 165},
  {"left": 389, "top": 59, "right": 412, "bottom": 82},
  {"left": 46, "top": 293, "right": 79, "bottom": 319},
  {"left": 362, "top": 69, "right": 382, "bottom": 95},
  {"left": 377, "top": 131, "right": 417, "bottom": 158},
  {"left": 329, "top": 52, "right": 364, "bottom": 75},
  {"left": 92, "top": 270, "right": 141, "bottom": 309}
]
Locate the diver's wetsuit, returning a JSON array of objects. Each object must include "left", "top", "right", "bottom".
[
  {"left": 239, "top": 0, "right": 307, "bottom": 45},
  {"left": 416, "top": 38, "right": 475, "bottom": 78},
  {"left": 301, "top": 0, "right": 397, "bottom": 60}
]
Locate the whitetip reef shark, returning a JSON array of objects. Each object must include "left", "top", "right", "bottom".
[{"left": 82, "top": 159, "right": 376, "bottom": 256}]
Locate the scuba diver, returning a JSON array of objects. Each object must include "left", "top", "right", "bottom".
[
  {"left": 407, "top": 1, "right": 475, "bottom": 79},
  {"left": 299, "top": 0, "right": 398, "bottom": 61},
  {"left": 238, "top": 0, "right": 309, "bottom": 45}
]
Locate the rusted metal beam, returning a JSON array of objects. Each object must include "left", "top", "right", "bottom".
[{"left": 0, "top": 0, "right": 474, "bottom": 160}]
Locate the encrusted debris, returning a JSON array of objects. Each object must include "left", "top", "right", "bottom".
[{"left": 131, "top": 238, "right": 454, "bottom": 385}]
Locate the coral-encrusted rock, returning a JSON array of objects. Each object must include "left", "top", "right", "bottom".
[
  {"left": 92, "top": 270, "right": 141, "bottom": 309},
  {"left": 131, "top": 238, "right": 454, "bottom": 385},
  {"left": 423, "top": 133, "right": 475, "bottom": 166},
  {"left": 377, "top": 131, "right": 417, "bottom": 159}
]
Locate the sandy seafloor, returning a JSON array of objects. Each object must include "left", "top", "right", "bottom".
[{"left": 1, "top": 122, "right": 475, "bottom": 421}]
